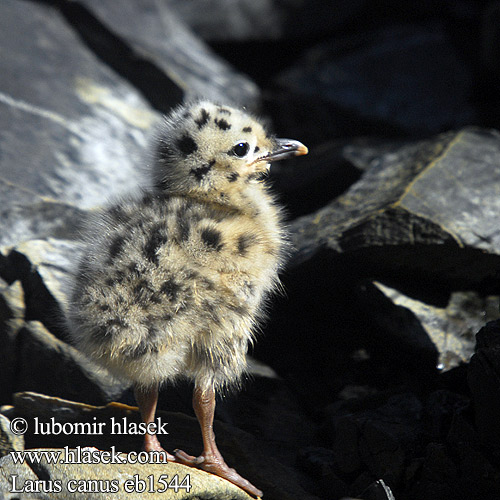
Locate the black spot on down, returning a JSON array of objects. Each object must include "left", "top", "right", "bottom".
[
  {"left": 160, "top": 278, "right": 181, "bottom": 301},
  {"left": 177, "top": 135, "right": 198, "bottom": 156},
  {"left": 195, "top": 109, "right": 210, "bottom": 129},
  {"left": 215, "top": 118, "right": 231, "bottom": 131},
  {"left": 237, "top": 233, "right": 257, "bottom": 255},
  {"left": 190, "top": 160, "right": 215, "bottom": 181},
  {"left": 201, "top": 227, "right": 223, "bottom": 251},
  {"left": 109, "top": 235, "right": 126, "bottom": 258},
  {"left": 144, "top": 231, "right": 168, "bottom": 264}
]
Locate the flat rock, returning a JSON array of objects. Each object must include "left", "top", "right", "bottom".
[
  {"left": 0, "top": 193, "right": 89, "bottom": 248},
  {"left": 0, "top": 0, "right": 158, "bottom": 207},
  {"left": 0, "top": 0, "right": 160, "bottom": 254},
  {"left": 78, "top": 0, "right": 260, "bottom": 108},
  {"left": 291, "top": 128, "right": 500, "bottom": 296}
]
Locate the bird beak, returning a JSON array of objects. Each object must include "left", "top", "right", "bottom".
[{"left": 266, "top": 138, "right": 308, "bottom": 162}]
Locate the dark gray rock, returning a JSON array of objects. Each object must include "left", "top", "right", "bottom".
[
  {"left": 14, "top": 321, "right": 126, "bottom": 405},
  {"left": 274, "top": 24, "right": 477, "bottom": 137},
  {"left": 468, "top": 320, "right": 500, "bottom": 452},
  {"left": 358, "top": 479, "right": 395, "bottom": 500},
  {"left": 165, "top": 0, "right": 366, "bottom": 42},
  {"left": 0, "top": 239, "right": 83, "bottom": 339},
  {"left": 0, "top": 280, "right": 24, "bottom": 404},
  {"left": 291, "top": 128, "right": 500, "bottom": 296},
  {"left": 78, "top": 0, "right": 260, "bottom": 108},
  {"left": 0, "top": 454, "right": 45, "bottom": 500},
  {"left": 407, "top": 441, "right": 500, "bottom": 500},
  {"left": 324, "top": 393, "right": 422, "bottom": 486},
  {"left": 0, "top": 0, "right": 158, "bottom": 210},
  {"left": 0, "top": 0, "right": 162, "bottom": 256},
  {"left": 0, "top": 190, "right": 89, "bottom": 248}
]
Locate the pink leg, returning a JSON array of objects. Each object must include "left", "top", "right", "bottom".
[
  {"left": 174, "top": 385, "right": 263, "bottom": 498},
  {"left": 133, "top": 384, "right": 175, "bottom": 461}
]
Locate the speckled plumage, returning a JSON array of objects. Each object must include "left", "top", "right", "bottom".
[{"left": 68, "top": 101, "right": 307, "bottom": 497}]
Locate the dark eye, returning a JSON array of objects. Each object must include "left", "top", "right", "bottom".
[{"left": 231, "top": 142, "right": 250, "bottom": 157}]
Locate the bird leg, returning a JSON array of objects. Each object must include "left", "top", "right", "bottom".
[
  {"left": 174, "top": 385, "right": 263, "bottom": 498},
  {"left": 133, "top": 384, "right": 176, "bottom": 461}
]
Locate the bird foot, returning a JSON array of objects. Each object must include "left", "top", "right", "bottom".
[
  {"left": 173, "top": 449, "right": 263, "bottom": 498},
  {"left": 142, "top": 434, "right": 176, "bottom": 462}
]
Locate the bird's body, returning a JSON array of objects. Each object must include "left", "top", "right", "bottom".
[{"left": 68, "top": 101, "right": 307, "bottom": 497}]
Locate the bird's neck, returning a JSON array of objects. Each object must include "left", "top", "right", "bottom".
[{"left": 173, "top": 182, "right": 277, "bottom": 219}]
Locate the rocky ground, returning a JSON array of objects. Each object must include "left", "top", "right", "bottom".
[{"left": 2, "top": 0, "right": 500, "bottom": 499}]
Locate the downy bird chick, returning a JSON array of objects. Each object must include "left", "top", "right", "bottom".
[{"left": 68, "top": 101, "right": 308, "bottom": 497}]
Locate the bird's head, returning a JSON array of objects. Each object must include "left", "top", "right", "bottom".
[{"left": 152, "top": 101, "right": 307, "bottom": 197}]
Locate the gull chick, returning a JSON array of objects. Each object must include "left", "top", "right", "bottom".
[{"left": 68, "top": 101, "right": 308, "bottom": 497}]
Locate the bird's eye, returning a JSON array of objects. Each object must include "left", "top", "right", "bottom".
[{"left": 231, "top": 142, "right": 250, "bottom": 157}]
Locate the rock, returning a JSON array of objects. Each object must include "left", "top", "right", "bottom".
[
  {"left": 0, "top": 0, "right": 158, "bottom": 210},
  {"left": 0, "top": 414, "right": 24, "bottom": 458},
  {"left": 298, "top": 447, "right": 349, "bottom": 499},
  {"left": 269, "top": 139, "right": 363, "bottom": 218},
  {"left": 0, "top": 280, "right": 24, "bottom": 404},
  {"left": 407, "top": 441, "right": 500, "bottom": 499},
  {"left": 0, "top": 0, "right": 162, "bottom": 256},
  {"left": 468, "top": 320, "right": 500, "bottom": 453},
  {"left": 423, "top": 390, "right": 470, "bottom": 443},
  {"left": 14, "top": 321, "right": 126, "bottom": 405},
  {"left": 291, "top": 128, "right": 500, "bottom": 297},
  {"left": 357, "top": 479, "right": 395, "bottom": 500},
  {"left": 0, "top": 238, "right": 84, "bottom": 339},
  {"left": 0, "top": 194, "right": 89, "bottom": 248},
  {"left": 374, "top": 282, "right": 500, "bottom": 371},
  {"left": 274, "top": 24, "right": 477, "bottom": 138},
  {"left": 76, "top": 0, "right": 260, "bottom": 108},
  {"left": 165, "top": 0, "right": 366, "bottom": 42},
  {"left": 0, "top": 454, "right": 45, "bottom": 500},
  {"left": 0, "top": 450, "right": 253, "bottom": 500},
  {"left": 8, "top": 392, "right": 319, "bottom": 500},
  {"left": 323, "top": 393, "right": 422, "bottom": 487}
]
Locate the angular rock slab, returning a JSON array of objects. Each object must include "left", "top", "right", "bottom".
[
  {"left": 291, "top": 128, "right": 500, "bottom": 292},
  {"left": 78, "top": 0, "right": 260, "bottom": 108},
  {"left": 375, "top": 283, "right": 500, "bottom": 371},
  {"left": 0, "top": 0, "right": 158, "bottom": 212}
]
